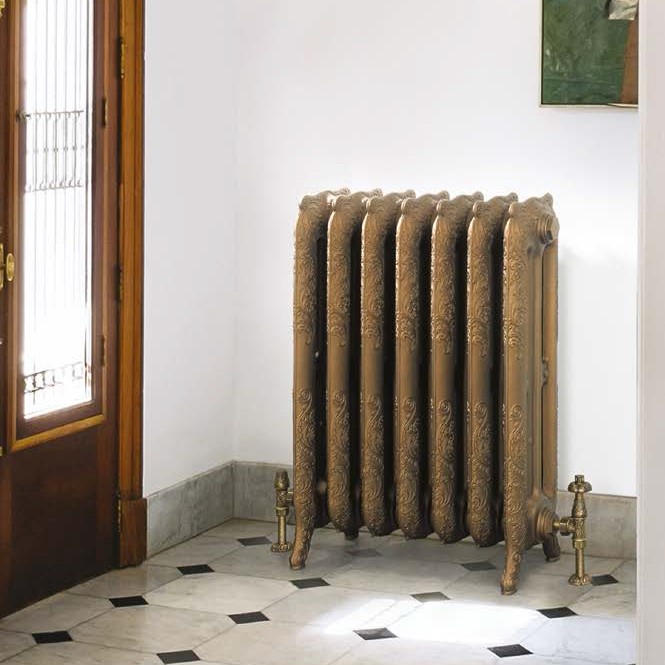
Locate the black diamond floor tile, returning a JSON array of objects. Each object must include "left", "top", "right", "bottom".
[
  {"left": 111, "top": 595, "right": 148, "bottom": 608},
  {"left": 411, "top": 591, "right": 450, "bottom": 603},
  {"left": 32, "top": 631, "right": 72, "bottom": 645},
  {"left": 347, "top": 549, "right": 381, "bottom": 558},
  {"left": 291, "top": 577, "right": 330, "bottom": 589},
  {"left": 229, "top": 611, "right": 270, "bottom": 624},
  {"left": 237, "top": 536, "right": 272, "bottom": 547},
  {"left": 157, "top": 650, "right": 200, "bottom": 664},
  {"left": 354, "top": 627, "right": 397, "bottom": 641},
  {"left": 462, "top": 561, "right": 496, "bottom": 572},
  {"left": 177, "top": 564, "right": 214, "bottom": 575},
  {"left": 489, "top": 644, "right": 532, "bottom": 658},
  {"left": 538, "top": 606, "right": 577, "bottom": 619},
  {"left": 592, "top": 574, "right": 619, "bottom": 586}
]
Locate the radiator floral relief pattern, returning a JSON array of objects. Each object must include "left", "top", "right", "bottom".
[{"left": 291, "top": 389, "right": 317, "bottom": 569}]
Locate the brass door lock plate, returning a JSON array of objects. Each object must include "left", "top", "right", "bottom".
[{"left": 0, "top": 244, "right": 15, "bottom": 291}]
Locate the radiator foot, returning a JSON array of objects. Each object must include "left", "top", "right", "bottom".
[
  {"left": 500, "top": 560, "right": 520, "bottom": 596},
  {"left": 270, "top": 470, "right": 293, "bottom": 554},
  {"left": 290, "top": 528, "right": 313, "bottom": 570}
]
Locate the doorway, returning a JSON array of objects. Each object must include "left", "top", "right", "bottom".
[{"left": 0, "top": 0, "right": 143, "bottom": 616}]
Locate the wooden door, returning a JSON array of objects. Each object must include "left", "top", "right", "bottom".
[{"left": 0, "top": 0, "right": 120, "bottom": 616}]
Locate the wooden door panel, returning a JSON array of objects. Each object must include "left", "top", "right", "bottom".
[{"left": 11, "top": 433, "right": 100, "bottom": 609}]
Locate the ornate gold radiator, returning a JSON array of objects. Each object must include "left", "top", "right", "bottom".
[{"left": 273, "top": 189, "right": 591, "bottom": 595}]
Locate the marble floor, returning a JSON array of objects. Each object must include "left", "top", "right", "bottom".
[{"left": 0, "top": 520, "right": 636, "bottom": 665}]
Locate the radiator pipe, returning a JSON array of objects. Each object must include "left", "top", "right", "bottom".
[
  {"left": 271, "top": 470, "right": 294, "bottom": 553},
  {"left": 552, "top": 474, "right": 593, "bottom": 586}
]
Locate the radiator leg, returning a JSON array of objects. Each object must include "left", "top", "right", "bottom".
[
  {"left": 270, "top": 470, "right": 293, "bottom": 554},
  {"left": 290, "top": 528, "right": 313, "bottom": 570},
  {"left": 501, "top": 551, "right": 522, "bottom": 596}
]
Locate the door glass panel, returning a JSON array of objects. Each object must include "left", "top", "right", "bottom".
[{"left": 22, "top": 0, "right": 94, "bottom": 418}]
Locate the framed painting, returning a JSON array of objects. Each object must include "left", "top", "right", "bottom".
[{"left": 541, "top": 0, "right": 638, "bottom": 107}]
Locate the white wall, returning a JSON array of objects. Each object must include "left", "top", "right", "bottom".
[
  {"left": 232, "top": 0, "right": 639, "bottom": 496},
  {"left": 143, "top": 0, "right": 238, "bottom": 495},
  {"left": 142, "top": 0, "right": 639, "bottom": 498},
  {"left": 637, "top": 0, "right": 665, "bottom": 660}
]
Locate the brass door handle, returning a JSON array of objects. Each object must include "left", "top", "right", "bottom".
[
  {"left": 0, "top": 244, "right": 15, "bottom": 290},
  {"left": 0, "top": 1, "right": 5, "bottom": 18}
]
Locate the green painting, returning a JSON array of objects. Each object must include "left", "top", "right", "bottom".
[{"left": 541, "top": 0, "right": 638, "bottom": 106}]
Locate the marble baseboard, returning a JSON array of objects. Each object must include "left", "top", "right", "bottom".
[
  {"left": 147, "top": 462, "right": 234, "bottom": 557},
  {"left": 232, "top": 462, "right": 636, "bottom": 560},
  {"left": 557, "top": 490, "right": 636, "bottom": 559},
  {"left": 233, "top": 461, "right": 295, "bottom": 523},
  {"left": 147, "top": 460, "right": 636, "bottom": 561}
]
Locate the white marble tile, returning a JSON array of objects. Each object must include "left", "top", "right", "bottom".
[
  {"left": 210, "top": 540, "right": 352, "bottom": 581},
  {"left": 355, "top": 597, "right": 421, "bottom": 630},
  {"left": 71, "top": 605, "right": 233, "bottom": 653},
  {"left": 0, "top": 512, "right": 636, "bottom": 665},
  {"left": 263, "top": 586, "right": 414, "bottom": 634},
  {"left": 570, "top": 584, "right": 636, "bottom": 619},
  {"left": 325, "top": 556, "right": 466, "bottom": 595},
  {"left": 332, "top": 638, "right": 497, "bottom": 665},
  {"left": 612, "top": 559, "right": 636, "bottom": 585},
  {"left": 444, "top": 569, "right": 588, "bottom": 610},
  {"left": 389, "top": 600, "right": 547, "bottom": 647},
  {"left": 0, "top": 593, "right": 111, "bottom": 633},
  {"left": 205, "top": 519, "right": 274, "bottom": 539},
  {"left": 68, "top": 564, "right": 181, "bottom": 599},
  {"left": 147, "top": 534, "right": 242, "bottom": 567},
  {"left": 2, "top": 642, "right": 163, "bottom": 665},
  {"left": 197, "top": 620, "right": 359, "bottom": 665},
  {"left": 523, "top": 616, "right": 636, "bottom": 664},
  {"left": 145, "top": 572, "right": 296, "bottom": 615},
  {"left": 489, "top": 546, "right": 624, "bottom": 579},
  {"left": 376, "top": 536, "right": 503, "bottom": 565},
  {"left": 0, "top": 631, "right": 35, "bottom": 661}
]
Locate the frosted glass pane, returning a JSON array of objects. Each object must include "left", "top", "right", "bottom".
[{"left": 22, "top": 0, "right": 94, "bottom": 418}]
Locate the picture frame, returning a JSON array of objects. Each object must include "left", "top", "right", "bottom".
[{"left": 541, "top": 0, "right": 638, "bottom": 107}]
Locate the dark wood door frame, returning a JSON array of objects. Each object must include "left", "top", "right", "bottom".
[{"left": 117, "top": 0, "right": 146, "bottom": 566}]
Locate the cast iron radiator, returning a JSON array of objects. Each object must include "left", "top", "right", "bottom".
[{"left": 272, "top": 189, "right": 592, "bottom": 595}]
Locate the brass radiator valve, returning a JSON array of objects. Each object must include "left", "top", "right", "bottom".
[
  {"left": 271, "top": 470, "right": 294, "bottom": 553},
  {"left": 553, "top": 474, "right": 593, "bottom": 586}
]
